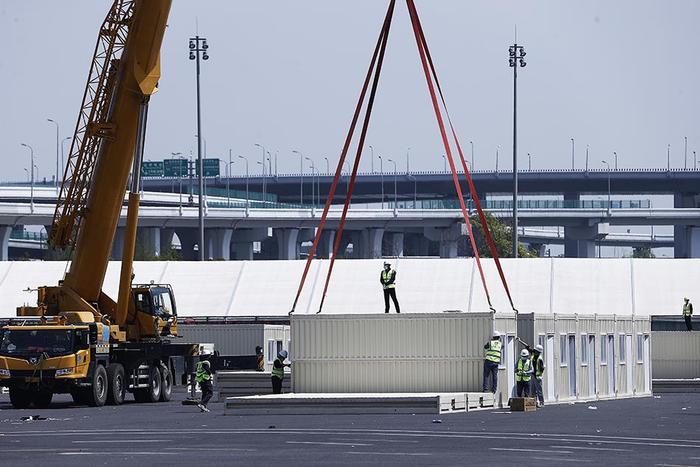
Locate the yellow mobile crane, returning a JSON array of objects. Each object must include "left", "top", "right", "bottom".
[{"left": 0, "top": 0, "right": 200, "bottom": 408}]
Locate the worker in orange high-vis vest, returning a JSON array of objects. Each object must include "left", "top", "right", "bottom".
[{"left": 380, "top": 261, "right": 400, "bottom": 313}]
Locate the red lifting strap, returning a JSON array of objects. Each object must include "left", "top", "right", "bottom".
[
  {"left": 406, "top": 0, "right": 517, "bottom": 311},
  {"left": 290, "top": 0, "right": 396, "bottom": 314}
]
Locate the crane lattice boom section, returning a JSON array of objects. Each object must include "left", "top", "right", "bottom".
[{"left": 49, "top": 0, "right": 135, "bottom": 249}]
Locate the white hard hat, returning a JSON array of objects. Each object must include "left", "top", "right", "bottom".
[
  {"left": 534, "top": 344, "right": 543, "bottom": 353},
  {"left": 492, "top": 331, "right": 501, "bottom": 338},
  {"left": 383, "top": 261, "right": 391, "bottom": 266},
  {"left": 278, "top": 350, "right": 288, "bottom": 359},
  {"left": 520, "top": 349, "right": 530, "bottom": 357}
]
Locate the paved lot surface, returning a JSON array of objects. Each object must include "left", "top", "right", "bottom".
[{"left": 1, "top": 390, "right": 699, "bottom": 466}]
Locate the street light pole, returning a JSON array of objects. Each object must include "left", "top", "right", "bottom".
[
  {"left": 694, "top": 151, "right": 697, "bottom": 170},
  {"left": 305, "top": 156, "right": 315, "bottom": 207},
  {"left": 441, "top": 154, "right": 446, "bottom": 172},
  {"left": 528, "top": 152, "right": 532, "bottom": 171},
  {"left": 585, "top": 144, "right": 589, "bottom": 172},
  {"left": 292, "top": 150, "right": 303, "bottom": 205},
  {"left": 323, "top": 156, "right": 329, "bottom": 175},
  {"left": 509, "top": 41, "right": 526, "bottom": 259},
  {"left": 21, "top": 143, "right": 34, "bottom": 212},
  {"left": 406, "top": 147, "right": 410, "bottom": 174},
  {"left": 388, "top": 158, "right": 398, "bottom": 211},
  {"left": 378, "top": 155, "right": 384, "bottom": 209},
  {"left": 470, "top": 140, "right": 474, "bottom": 171},
  {"left": 254, "top": 143, "right": 266, "bottom": 202},
  {"left": 189, "top": 34, "right": 209, "bottom": 261},
  {"left": 570, "top": 138, "right": 575, "bottom": 170},
  {"left": 684, "top": 136, "right": 688, "bottom": 170},
  {"left": 495, "top": 147, "right": 500, "bottom": 173},
  {"left": 47, "top": 118, "right": 59, "bottom": 188},
  {"left": 613, "top": 151, "right": 618, "bottom": 170},
  {"left": 601, "top": 160, "right": 611, "bottom": 210},
  {"left": 369, "top": 145, "right": 374, "bottom": 173},
  {"left": 238, "top": 155, "right": 249, "bottom": 212},
  {"left": 667, "top": 144, "right": 671, "bottom": 171}
]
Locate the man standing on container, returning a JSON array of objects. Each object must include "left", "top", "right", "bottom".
[
  {"left": 380, "top": 261, "right": 400, "bottom": 313},
  {"left": 683, "top": 297, "right": 693, "bottom": 331},
  {"left": 530, "top": 344, "right": 545, "bottom": 407},
  {"left": 515, "top": 349, "right": 533, "bottom": 397},
  {"left": 271, "top": 350, "right": 291, "bottom": 394},
  {"left": 482, "top": 331, "right": 502, "bottom": 393}
]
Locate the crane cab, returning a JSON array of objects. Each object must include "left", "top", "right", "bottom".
[{"left": 127, "top": 284, "right": 178, "bottom": 341}]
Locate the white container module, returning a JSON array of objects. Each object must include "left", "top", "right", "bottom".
[{"left": 290, "top": 312, "right": 516, "bottom": 394}]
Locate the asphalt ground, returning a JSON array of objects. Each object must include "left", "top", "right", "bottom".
[{"left": 1, "top": 389, "right": 699, "bottom": 467}]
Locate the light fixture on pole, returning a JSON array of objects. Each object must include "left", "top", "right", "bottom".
[
  {"left": 254, "top": 143, "right": 266, "bottom": 202},
  {"left": 441, "top": 154, "right": 446, "bottom": 172},
  {"left": 613, "top": 151, "right": 618, "bottom": 170},
  {"left": 667, "top": 144, "right": 671, "bottom": 171},
  {"left": 470, "top": 140, "right": 475, "bottom": 171},
  {"left": 47, "top": 118, "right": 59, "bottom": 188},
  {"left": 528, "top": 152, "right": 532, "bottom": 171},
  {"left": 585, "top": 144, "right": 589, "bottom": 172},
  {"left": 684, "top": 136, "right": 688, "bottom": 170},
  {"left": 305, "top": 156, "right": 316, "bottom": 207},
  {"left": 292, "top": 149, "right": 303, "bottom": 205},
  {"left": 21, "top": 143, "right": 34, "bottom": 213},
  {"left": 406, "top": 147, "right": 410, "bottom": 174},
  {"left": 570, "top": 138, "right": 575, "bottom": 170},
  {"left": 189, "top": 34, "right": 209, "bottom": 260},
  {"left": 369, "top": 145, "right": 374, "bottom": 173},
  {"left": 509, "top": 40, "right": 526, "bottom": 259}
]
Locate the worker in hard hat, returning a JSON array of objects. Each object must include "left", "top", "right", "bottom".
[
  {"left": 195, "top": 353, "right": 214, "bottom": 413},
  {"left": 683, "top": 297, "right": 693, "bottom": 331},
  {"left": 515, "top": 349, "right": 533, "bottom": 397},
  {"left": 482, "top": 331, "right": 502, "bottom": 393},
  {"left": 380, "top": 261, "right": 400, "bottom": 313},
  {"left": 530, "top": 344, "right": 545, "bottom": 407},
  {"left": 271, "top": 350, "right": 291, "bottom": 394}
]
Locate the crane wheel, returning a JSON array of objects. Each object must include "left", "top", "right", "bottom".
[
  {"left": 106, "top": 363, "right": 125, "bottom": 405},
  {"left": 87, "top": 365, "right": 108, "bottom": 407},
  {"left": 135, "top": 364, "right": 162, "bottom": 403},
  {"left": 159, "top": 363, "right": 172, "bottom": 402},
  {"left": 32, "top": 390, "right": 53, "bottom": 408},
  {"left": 9, "top": 387, "right": 32, "bottom": 409}
]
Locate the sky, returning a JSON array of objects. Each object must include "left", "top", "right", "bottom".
[{"left": 1, "top": 0, "right": 699, "bottom": 184}]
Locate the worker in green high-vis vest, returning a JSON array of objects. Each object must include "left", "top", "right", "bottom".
[
  {"left": 271, "top": 350, "right": 291, "bottom": 394},
  {"left": 380, "top": 261, "right": 400, "bottom": 313}
]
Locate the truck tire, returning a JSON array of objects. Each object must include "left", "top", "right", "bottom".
[
  {"left": 106, "top": 363, "right": 125, "bottom": 406},
  {"left": 87, "top": 364, "right": 108, "bottom": 407},
  {"left": 134, "top": 365, "right": 161, "bottom": 403},
  {"left": 9, "top": 387, "right": 32, "bottom": 409},
  {"left": 159, "top": 364, "right": 172, "bottom": 402},
  {"left": 32, "top": 390, "right": 53, "bottom": 408}
]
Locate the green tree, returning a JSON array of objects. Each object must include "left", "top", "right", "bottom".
[
  {"left": 463, "top": 212, "right": 538, "bottom": 258},
  {"left": 632, "top": 247, "right": 655, "bottom": 258}
]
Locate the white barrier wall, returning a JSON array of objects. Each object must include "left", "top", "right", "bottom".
[{"left": 0, "top": 258, "right": 693, "bottom": 318}]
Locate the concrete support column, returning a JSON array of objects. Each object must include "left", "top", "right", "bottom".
[
  {"left": 564, "top": 222, "right": 609, "bottom": 258},
  {"left": 0, "top": 226, "right": 11, "bottom": 261},
  {"left": 232, "top": 228, "right": 271, "bottom": 260},
  {"left": 358, "top": 228, "right": 384, "bottom": 259},
  {"left": 136, "top": 227, "right": 161, "bottom": 258},
  {"left": 317, "top": 230, "right": 336, "bottom": 259},
  {"left": 205, "top": 228, "right": 233, "bottom": 260},
  {"left": 674, "top": 193, "right": 700, "bottom": 258},
  {"left": 276, "top": 228, "right": 300, "bottom": 260},
  {"left": 424, "top": 223, "right": 466, "bottom": 258},
  {"left": 160, "top": 228, "right": 175, "bottom": 254},
  {"left": 386, "top": 232, "right": 404, "bottom": 257},
  {"left": 174, "top": 228, "right": 198, "bottom": 261}
]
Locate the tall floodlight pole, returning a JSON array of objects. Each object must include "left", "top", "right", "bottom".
[
  {"left": 189, "top": 35, "right": 209, "bottom": 261},
  {"left": 684, "top": 136, "right": 688, "bottom": 170},
  {"left": 470, "top": 141, "right": 474, "bottom": 171},
  {"left": 406, "top": 147, "right": 411, "bottom": 174},
  {"left": 570, "top": 138, "right": 575, "bottom": 170},
  {"left": 254, "top": 144, "right": 266, "bottom": 202},
  {"left": 292, "top": 150, "right": 303, "bottom": 205},
  {"left": 305, "top": 156, "right": 315, "bottom": 207},
  {"left": 694, "top": 151, "right": 697, "bottom": 170},
  {"left": 21, "top": 143, "right": 34, "bottom": 213},
  {"left": 613, "top": 151, "right": 618, "bottom": 170},
  {"left": 601, "top": 160, "right": 611, "bottom": 210},
  {"left": 585, "top": 145, "right": 589, "bottom": 172},
  {"left": 369, "top": 145, "right": 374, "bottom": 173},
  {"left": 509, "top": 42, "right": 526, "bottom": 258},
  {"left": 46, "top": 118, "right": 59, "bottom": 188},
  {"left": 378, "top": 155, "right": 384, "bottom": 209},
  {"left": 238, "top": 155, "right": 249, "bottom": 213},
  {"left": 388, "top": 158, "right": 398, "bottom": 211},
  {"left": 667, "top": 144, "right": 671, "bottom": 171}
]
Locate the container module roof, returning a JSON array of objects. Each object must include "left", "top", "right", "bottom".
[{"left": 0, "top": 258, "right": 689, "bottom": 318}]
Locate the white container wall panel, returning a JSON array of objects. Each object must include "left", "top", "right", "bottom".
[
  {"left": 634, "top": 260, "right": 700, "bottom": 316},
  {"left": 471, "top": 259, "right": 553, "bottom": 314},
  {"left": 291, "top": 313, "right": 509, "bottom": 394},
  {"left": 652, "top": 332, "right": 700, "bottom": 379},
  {"left": 178, "top": 324, "right": 264, "bottom": 356}
]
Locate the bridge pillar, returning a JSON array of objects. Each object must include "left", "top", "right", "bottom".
[
  {"left": 161, "top": 228, "right": 176, "bottom": 255},
  {"left": 385, "top": 232, "right": 404, "bottom": 257},
  {"left": 674, "top": 193, "right": 700, "bottom": 258},
  {"left": 136, "top": 227, "right": 161, "bottom": 259},
  {"left": 0, "top": 226, "right": 11, "bottom": 261},
  {"left": 316, "top": 230, "right": 336, "bottom": 259},
  {"left": 358, "top": 228, "right": 384, "bottom": 259},
  {"left": 564, "top": 222, "right": 609, "bottom": 258},
  {"left": 276, "top": 228, "right": 300, "bottom": 260},
  {"left": 174, "top": 228, "right": 199, "bottom": 261},
  {"left": 205, "top": 228, "right": 233, "bottom": 260},
  {"left": 424, "top": 223, "right": 466, "bottom": 258},
  {"left": 232, "top": 228, "right": 271, "bottom": 260}
]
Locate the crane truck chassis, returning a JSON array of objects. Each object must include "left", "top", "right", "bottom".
[{"left": 0, "top": 285, "right": 199, "bottom": 408}]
